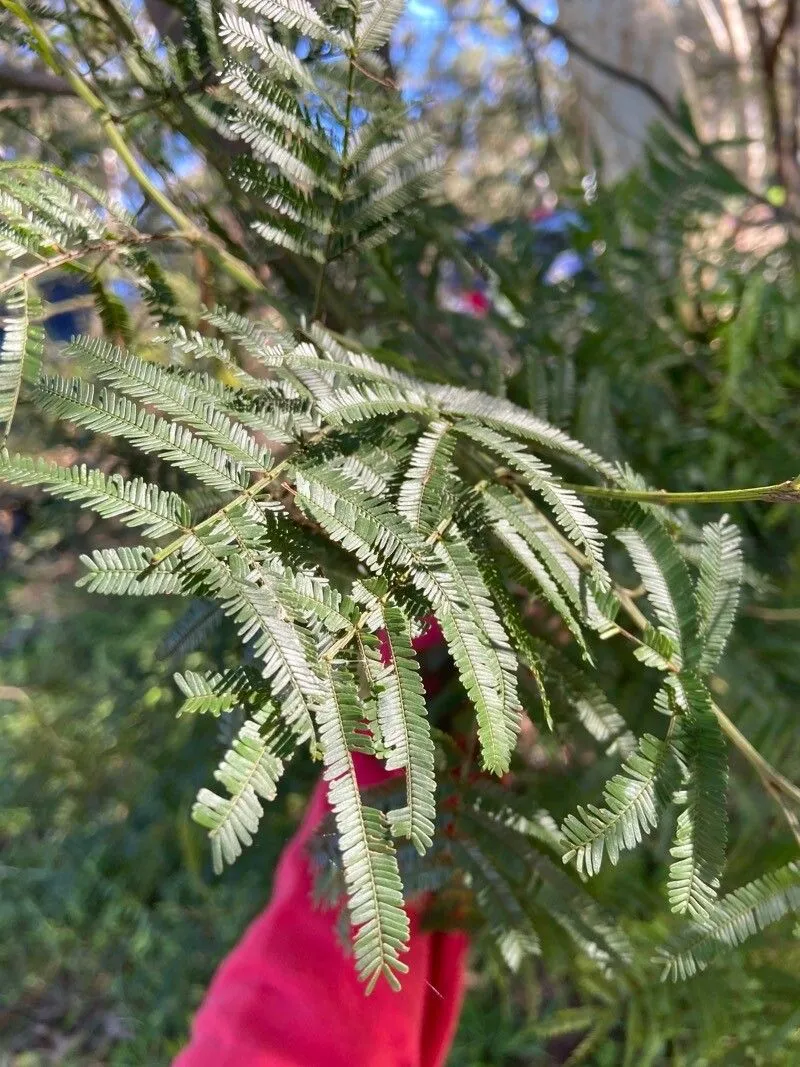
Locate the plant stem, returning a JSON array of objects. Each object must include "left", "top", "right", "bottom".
[
  {"left": 0, "top": 233, "right": 177, "bottom": 297},
  {"left": 745, "top": 605, "right": 800, "bottom": 622},
  {"left": 2, "top": 0, "right": 262, "bottom": 294},
  {"left": 712, "top": 702, "right": 800, "bottom": 809},
  {"left": 144, "top": 426, "right": 335, "bottom": 570},
  {"left": 311, "top": 39, "right": 357, "bottom": 321},
  {"left": 565, "top": 479, "right": 800, "bottom": 506},
  {"left": 612, "top": 575, "right": 800, "bottom": 823}
]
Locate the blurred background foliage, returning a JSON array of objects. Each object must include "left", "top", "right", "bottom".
[{"left": 2, "top": 0, "right": 800, "bottom": 1063}]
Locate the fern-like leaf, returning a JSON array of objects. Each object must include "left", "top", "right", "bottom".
[
  {"left": 695, "top": 516, "right": 743, "bottom": 673},
  {"left": 358, "top": 595, "right": 435, "bottom": 854},
  {"left": 69, "top": 336, "right": 272, "bottom": 473},
  {"left": 561, "top": 732, "right": 679, "bottom": 875},
  {"left": 218, "top": 13, "right": 315, "bottom": 90},
  {"left": 175, "top": 667, "right": 268, "bottom": 717},
  {"left": 433, "top": 385, "right": 618, "bottom": 478},
  {"left": 455, "top": 421, "right": 608, "bottom": 586},
  {"left": 1, "top": 284, "right": 41, "bottom": 438},
  {"left": 434, "top": 530, "right": 522, "bottom": 770},
  {"left": 354, "top": 0, "right": 405, "bottom": 51},
  {"left": 661, "top": 861, "right": 800, "bottom": 979},
  {"left": 235, "top": 0, "right": 336, "bottom": 42},
  {"left": 0, "top": 452, "right": 190, "bottom": 539},
  {"left": 315, "top": 659, "right": 410, "bottom": 991},
  {"left": 36, "top": 377, "right": 249, "bottom": 494},
  {"left": 77, "top": 546, "right": 184, "bottom": 595},
  {"left": 616, "top": 507, "right": 697, "bottom": 668},
  {"left": 293, "top": 465, "right": 452, "bottom": 606},
  {"left": 193, "top": 706, "right": 293, "bottom": 872},
  {"left": 396, "top": 419, "right": 454, "bottom": 533},
  {"left": 667, "top": 676, "right": 728, "bottom": 920}
]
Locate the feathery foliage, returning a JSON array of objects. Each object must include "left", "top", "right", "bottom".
[
  {"left": 1, "top": 284, "right": 41, "bottom": 439},
  {"left": 2, "top": 0, "right": 798, "bottom": 1007}
]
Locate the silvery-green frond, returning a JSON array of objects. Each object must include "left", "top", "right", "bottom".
[
  {"left": 77, "top": 546, "right": 185, "bottom": 596},
  {"left": 314, "top": 658, "right": 411, "bottom": 991},
  {"left": 0, "top": 452, "right": 191, "bottom": 540},
  {"left": 1, "top": 284, "right": 41, "bottom": 439},
  {"left": 695, "top": 517, "right": 743, "bottom": 674},
  {"left": 660, "top": 862, "right": 800, "bottom": 980},
  {"left": 561, "top": 731, "right": 680, "bottom": 876},
  {"left": 193, "top": 706, "right": 293, "bottom": 872},
  {"left": 667, "top": 675, "right": 728, "bottom": 921}
]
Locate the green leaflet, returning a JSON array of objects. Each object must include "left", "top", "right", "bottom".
[
  {"left": 36, "top": 377, "right": 249, "bottom": 495},
  {"left": 695, "top": 517, "right": 743, "bottom": 674},
  {"left": 396, "top": 419, "right": 454, "bottom": 534},
  {"left": 157, "top": 600, "right": 223, "bottom": 662},
  {"left": 433, "top": 384, "right": 618, "bottom": 479},
  {"left": 68, "top": 336, "right": 272, "bottom": 473},
  {"left": 470, "top": 543, "right": 552, "bottom": 730},
  {"left": 463, "top": 805, "right": 632, "bottom": 974},
  {"left": 489, "top": 515, "right": 591, "bottom": 661},
  {"left": 667, "top": 675, "right": 728, "bottom": 921},
  {"left": 220, "top": 573, "right": 322, "bottom": 745},
  {"left": 277, "top": 570, "right": 356, "bottom": 634},
  {"left": 216, "top": 0, "right": 438, "bottom": 274},
  {"left": 235, "top": 0, "right": 336, "bottom": 43},
  {"left": 660, "top": 861, "right": 800, "bottom": 980},
  {"left": 0, "top": 451, "right": 191, "bottom": 540},
  {"left": 314, "top": 383, "right": 436, "bottom": 427},
  {"left": 174, "top": 666, "right": 269, "bottom": 717},
  {"left": 434, "top": 530, "right": 522, "bottom": 772},
  {"left": 481, "top": 485, "right": 587, "bottom": 614},
  {"left": 561, "top": 731, "right": 680, "bottom": 876},
  {"left": 174, "top": 533, "right": 322, "bottom": 744},
  {"left": 1, "top": 284, "right": 40, "bottom": 438},
  {"left": 218, "top": 13, "right": 316, "bottom": 90},
  {"left": 536, "top": 644, "right": 635, "bottom": 755},
  {"left": 192, "top": 706, "right": 293, "bottom": 873},
  {"left": 315, "top": 659, "right": 410, "bottom": 992},
  {"left": 355, "top": 0, "right": 405, "bottom": 51},
  {"left": 454, "top": 420, "right": 609, "bottom": 587},
  {"left": 615, "top": 505, "right": 697, "bottom": 668},
  {"left": 77, "top": 546, "right": 185, "bottom": 596},
  {"left": 358, "top": 597, "right": 436, "bottom": 854},
  {"left": 293, "top": 465, "right": 453, "bottom": 607}
]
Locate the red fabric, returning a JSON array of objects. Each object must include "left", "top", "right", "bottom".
[{"left": 175, "top": 619, "right": 469, "bottom": 1067}]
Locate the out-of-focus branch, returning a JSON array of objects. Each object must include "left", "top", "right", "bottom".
[
  {"left": 505, "top": 0, "right": 800, "bottom": 225},
  {"left": 0, "top": 233, "right": 173, "bottom": 296},
  {"left": 0, "top": 61, "right": 72, "bottom": 95},
  {"left": 768, "top": 0, "right": 797, "bottom": 65},
  {"left": 504, "top": 0, "right": 683, "bottom": 129},
  {"left": 752, "top": 0, "right": 798, "bottom": 193}
]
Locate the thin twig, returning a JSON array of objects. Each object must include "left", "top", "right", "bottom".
[
  {"left": 0, "top": 233, "right": 174, "bottom": 296},
  {"left": 565, "top": 478, "right": 800, "bottom": 506}
]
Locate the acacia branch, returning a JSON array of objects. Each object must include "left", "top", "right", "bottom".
[
  {"left": 767, "top": 0, "right": 797, "bottom": 66},
  {"left": 566, "top": 478, "right": 800, "bottom": 506},
  {"left": 0, "top": 233, "right": 177, "bottom": 296},
  {"left": 753, "top": 0, "right": 798, "bottom": 190},
  {"left": 1, "top": 0, "right": 263, "bottom": 295}
]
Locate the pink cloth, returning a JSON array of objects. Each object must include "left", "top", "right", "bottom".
[{"left": 175, "top": 620, "right": 469, "bottom": 1067}]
